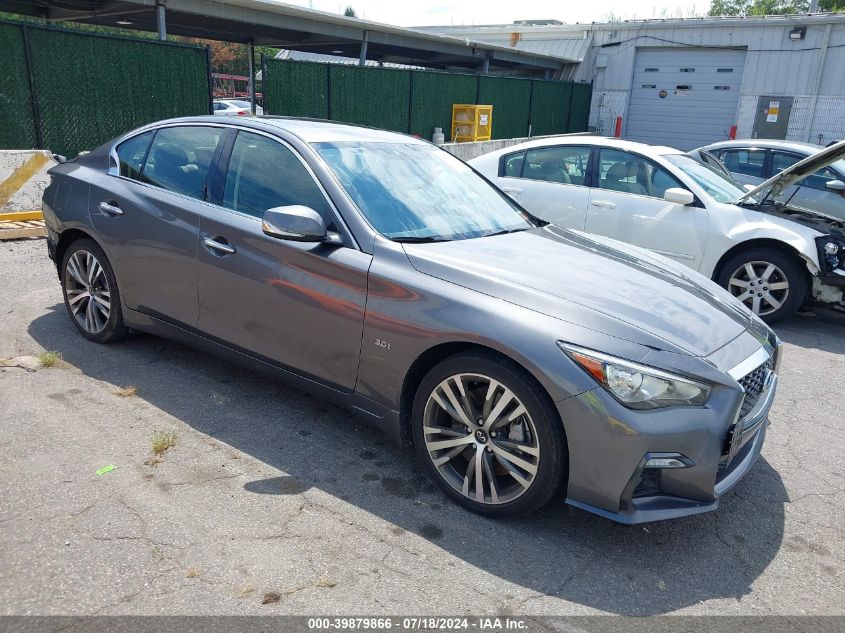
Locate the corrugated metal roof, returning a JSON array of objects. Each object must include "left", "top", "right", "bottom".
[{"left": 274, "top": 50, "right": 424, "bottom": 69}]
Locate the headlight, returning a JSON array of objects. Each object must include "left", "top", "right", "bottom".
[
  {"left": 558, "top": 343, "right": 711, "bottom": 410},
  {"left": 824, "top": 241, "right": 840, "bottom": 256}
]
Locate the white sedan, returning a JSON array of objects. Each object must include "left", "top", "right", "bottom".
[
  {"left": 469, "top": 137, "right": 845, "bottom": 323},
  {"left": 212, "top": 99, "right": 263, "bottom": 116}
]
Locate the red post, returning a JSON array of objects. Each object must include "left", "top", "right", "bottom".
[
  {"left": 729, "top": 124, "right": 737, "bottom": 140},
  {"left": 614, "top": 116, "right": 623, "bottom": 138}
]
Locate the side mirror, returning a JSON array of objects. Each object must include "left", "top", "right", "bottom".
[
  {"left": 664, "top": 188, "right": 695, "bottom": 206},
  {"left": 825, "top": 179, "right": 845, "bottom": 192},
  {"left": 262, "top": 205, "right": 328, "bottom": 242}
]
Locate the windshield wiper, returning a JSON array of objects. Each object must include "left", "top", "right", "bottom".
[
  {"left": 480, "top": 227, "right": 530, "bottom": 238},
  {"left": 391, "top": 235, "right": 451, "bottom": 243}
]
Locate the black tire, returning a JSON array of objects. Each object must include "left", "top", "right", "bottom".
[
  {"left": 716, "top": 247, "right": 808, "bottom": 324},
  {"left": 60, "top": 238, "right": 127, "bottom": 343},
  {"left": 411, "top": 351, "right": 567, "bottom": 517}
]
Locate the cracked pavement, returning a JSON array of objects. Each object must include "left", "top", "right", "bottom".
[{"left": 0, "top": 239, "right": 843, "bottom": 616}]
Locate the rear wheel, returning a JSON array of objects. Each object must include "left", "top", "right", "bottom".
[
  {"left": 716, "top": 248, "right": 808, "bottom": 324},
  {"left": 411, "top": 352, "right": 567, "bottom": 517},
  {"left": 60, "top": 238, "right": 126, "bottom": 343}
]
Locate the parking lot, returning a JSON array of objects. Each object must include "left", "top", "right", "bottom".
[{"left": 0, "top": 237, "right": 843, "bottom": 616}]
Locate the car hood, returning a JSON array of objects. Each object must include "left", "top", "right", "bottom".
[
  {"left": 736, "top": 139, "right": 845, "bottom": 204},
  {"left": 403, "top": 226, "right": 752, "bottom": 357}
]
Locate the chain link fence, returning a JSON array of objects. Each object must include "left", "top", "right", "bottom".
[
  {"left": 263, "top": 58, "right": 592, "bottom": 141},
  {"left": 0, "top": 20, "right": 211, "bottom": 158}
]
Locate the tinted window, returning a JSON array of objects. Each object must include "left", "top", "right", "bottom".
[
  {"left": 116, "top": 131, "right": 153, "bottom": 180},
  {"left": 719, "top": 149, "right": 765, "bottom": 178},
  {"left": 213, "top": 102, "right": 226, "bottom": 111},
  {"left": 502, "top": 151, "right": 525, "bottom": 177},
  {"left": 141, "top": 126, "right": 222, "bottom": 199},
  {"left": 771, "top": 151, "right": 840, "bottom": 192},
  {"left": 223, "top": 131, "right": 330, "bottom": 219},
  {"left": 523, "top": 146, "right": 590, "bottom": 185},
  {"left": 597, "top": 148, "right": 682, "bottom": 198}
]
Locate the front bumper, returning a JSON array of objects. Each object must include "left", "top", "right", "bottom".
[{"left": 559, "top": 342, "right": 779, "bottom": 524}]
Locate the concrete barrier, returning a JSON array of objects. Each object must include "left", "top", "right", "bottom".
[
  {"left": 0, "top": 150, "right": 56, "bottom": 216},
  {"left": 441, "top": 132, "right": 593, "bottom": 161}
]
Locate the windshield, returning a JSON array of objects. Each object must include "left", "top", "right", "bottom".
[
  {"left": 666, "top": 154, "right": 748, "bottom": 204},
  {"left": 314, "top": 141, "right": 533, "bottom": 241}
]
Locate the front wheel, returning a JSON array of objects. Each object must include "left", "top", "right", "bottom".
[
  {"left": 716, "top": 248, "right": 808, "bottom": 324},
  {"left": 411, "top": 352, "right": 567, "bottom": 517}
]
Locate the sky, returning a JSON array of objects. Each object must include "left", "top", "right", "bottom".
[{"left": 284, "top": 0, "right": 708, "bottom": 27}]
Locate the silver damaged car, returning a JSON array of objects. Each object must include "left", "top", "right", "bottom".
[{"left": 42, "top": 117, "right": 783, "bottom": 523}]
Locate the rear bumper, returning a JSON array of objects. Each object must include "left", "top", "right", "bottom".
[{"left": 558, "top": 351, "right": 777, "bottom": 525}]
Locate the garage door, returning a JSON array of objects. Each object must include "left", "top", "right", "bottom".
[{"left": 625, "top": 48, "right": 746, "bottom": 151}]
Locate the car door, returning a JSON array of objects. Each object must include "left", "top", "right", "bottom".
[
  {"left": 585, "top": 147, "right": 708, "bottom": 270},
  {"left": 495, "top": 145, "right": 591, "bottom": 230},
  {"left": 196, "top": 129, "right": 371, "bottom": 390},
  {"left": 716, "top": 148, "right": 767, "bottom": 187},
  {"left": 88, "top": 124, "right": 225, "bottom": 328},
  {"left": 770, "top": 150, "right": 845, "bottom": 220}
]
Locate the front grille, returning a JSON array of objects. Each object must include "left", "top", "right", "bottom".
[{"left": 737, "top": 357, "right": 774, "bottom": 419}]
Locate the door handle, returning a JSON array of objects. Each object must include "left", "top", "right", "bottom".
[
  {"left": 98, "top": 201, "right": 124, "bottom": 216},
  {"left": 202, "top": 236, "right": 236, "bottom": 255},
  {"left": 590, "top": 200, "right": 617, "bottom": 209},
  {"left": 501, "top": 187, "right": 522, "bottom": 196}
]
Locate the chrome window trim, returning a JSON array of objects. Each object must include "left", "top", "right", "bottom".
[
  {"left": 107, "top": 121, "right": 359, "bottom": 250},
  {"left": 727, "top": 346, "right": 771, "bottom": 382}
]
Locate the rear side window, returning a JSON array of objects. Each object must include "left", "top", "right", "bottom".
[
  {"left": 719, "top": 149, "right": 765, "bottom": 178},
  {"left": 141, "top": 126, "right": 222, "bottom": 200},
  {"left": 523, "top": 146, "right": 591, "bottom": 185},
  {"left": 222, "top": 131, "right": 330, "bottom": 219},
  {"left": 502, "top": 151, "right": 525, "bottom": 177},
  {"left": 116, "top": 131, "right": 153, "bottom": 180}
]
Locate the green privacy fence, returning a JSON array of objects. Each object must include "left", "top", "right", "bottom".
[
  {"left": 0, "top": 20, "right": 211, "bottom": 158},
  {"left": 263, "top": 58, "right": 592, "bottom": 141}
]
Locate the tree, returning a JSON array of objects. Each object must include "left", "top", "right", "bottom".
[
  {"left": 709, "top": 0, "right": 844, "bottom": 15},
  {"left": 344, "top": 6, "right": 357, "bottom": 17}
]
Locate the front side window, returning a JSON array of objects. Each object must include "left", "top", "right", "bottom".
[
  {"left": 719, "top": 149, "right": 766, "bottom": 178},
  {"left": 597, "top": 148, "right": 681, "bottom": 198},
  {"left": 522, "top": 146, "right": 590, "bottom": 185},
  {"left": 666, "top": 154, "right": 746, "bottom": 204},
  {"left": 141, "top": 126, "right": 222, "bottom": 199},
  {"left": 315, "top": 142, "right": 532, "bottom": 241},
  {"left": 223, "top": 131, "right": 330, "bottom": 219},
  {"left": 116, "top": 131, "right": 154, "bottom": 180},
  {"left": 772, "top": 151, "right": 843, "bottom": 192}
]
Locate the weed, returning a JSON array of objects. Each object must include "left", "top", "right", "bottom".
[
  {"left": 37, "top": 351, "right": 62, "bottom": 368},
  {"left": 114, "top": 385, "right": 138, "bottom": 397},
  {"left": 186, "top": 566, "right": 201, "bottom": 578},
  {"left": 151, "top": 431, "right": 177, "bottom": 456}
]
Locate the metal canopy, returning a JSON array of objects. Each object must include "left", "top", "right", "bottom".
[{"left": 1, "top": 0, "right": 566, "bottom": 73}]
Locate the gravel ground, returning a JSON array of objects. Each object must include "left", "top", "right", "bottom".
[{"left": 0, "top": 238, "right": 843, "bottom": 616}]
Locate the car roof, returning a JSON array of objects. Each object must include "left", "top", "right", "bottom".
[
  {"left": 478, "top": 135, "right": 684, "bottom": 159},
  {"left": 140, "top": 115, "right": 428, "bottom": 145},
  {"left": 702, "top": 139, "right": 824, "bottom": 153}
]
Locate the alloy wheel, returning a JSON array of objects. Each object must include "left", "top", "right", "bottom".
[
  {"left": 422, "top": 373, "right": 540, "bottom": 505},
  {"left": 64, "top": 250, "right": 111, "bottom": 334},
  {"left": 727, "top": 260, "right": 790, "bottom": 317}
]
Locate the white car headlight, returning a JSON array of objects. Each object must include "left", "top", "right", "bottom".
[{"left": 558, "top": 343, "right": 711, "bottom": 410}]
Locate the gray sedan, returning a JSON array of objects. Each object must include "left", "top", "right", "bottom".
[
  {"left": 696, "top": 139, "right": 845, "bottom": 220},
  {"left": 43, "top": 116, "right": 781, "bottom": 523}
]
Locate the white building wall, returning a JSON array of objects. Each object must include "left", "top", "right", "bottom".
[{"left": 433, "top": 15, "right": 845, "bottom": 145}]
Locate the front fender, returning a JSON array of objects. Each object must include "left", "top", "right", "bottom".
[{"left": 702, "top": 209, "right": 823, "bottom": 277}]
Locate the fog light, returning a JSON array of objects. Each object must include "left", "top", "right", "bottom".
[
  {"left": 644, "top": 455, "right": 692, "bottom": 469},
  {"left": 824, "top": 242, "right": 839, "bottom": 256}
]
